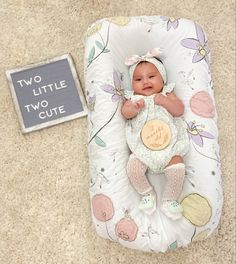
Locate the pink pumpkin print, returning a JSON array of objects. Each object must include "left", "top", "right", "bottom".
[
  {"left": 92, "top": 194, "right": 114, "bottom": 222},
  {"left": 190, "top": 91, "right": 215, "bottom": 118},
  {"left": 115, "top": 217, "right": 138, "bottom": 242}
]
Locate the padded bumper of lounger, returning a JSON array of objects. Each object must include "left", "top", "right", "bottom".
[{"left": 84, "top": 16, "right": 223, "bottom": 252}]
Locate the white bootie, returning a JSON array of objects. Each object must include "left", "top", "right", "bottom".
[
  {"left": 161, "top": 200, "right": 183, "bottom": 220},
  {"left": 139, "top": 193, "right": 157, "bottom": 215}
]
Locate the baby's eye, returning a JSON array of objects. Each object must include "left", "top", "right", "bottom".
[
  {"left": 135, "top": 78, "right": 141, "bottom": 81},
  {"left": 149, "top": 75, "right": 155, "bottom": 78}
]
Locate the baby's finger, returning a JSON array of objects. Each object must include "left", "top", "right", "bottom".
[{"left": 136, "top": 99, "right": 145, "bottom": 108}]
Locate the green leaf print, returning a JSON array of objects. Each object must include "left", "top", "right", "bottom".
[
  {"left": 95, "top": 136, "right": 106, "bottom": 147},
  {"left": 168, "top": 241, "right": 177, "bottom": 250},
  {"left": 88, "top": 46, "right": 95, "bottom": 63},
  {"left": 95, "top": 40, "right": 104, "bottom": 50}
]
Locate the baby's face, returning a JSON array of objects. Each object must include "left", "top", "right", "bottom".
[{"left": 132, "top": 62, "right": 164, "bottom": 96}]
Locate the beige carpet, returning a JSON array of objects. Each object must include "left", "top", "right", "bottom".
[{"left": 0, "top": 0, "right": 235, "bottom": 263}]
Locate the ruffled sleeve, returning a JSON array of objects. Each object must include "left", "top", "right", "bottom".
[
  {"left": 161, "top": 83, "right": 175, "bottom": 96},
  {"left": 124, "top": 90, "right": 134, "bottom": 100}
]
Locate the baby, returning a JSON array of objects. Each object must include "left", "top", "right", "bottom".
[{"left": 121, "top": 48, "right": 189, "bottom": 220}]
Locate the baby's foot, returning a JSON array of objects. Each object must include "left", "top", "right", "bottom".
[
  {"left": 160, "top": 200, "right": 183, "bottom": 220},
  {"left": 139, "top": 193, "right": 156, "bottom": 215}
]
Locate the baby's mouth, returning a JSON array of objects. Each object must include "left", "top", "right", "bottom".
[{"left": 143, "top": 86, "right": 152, "bottom": 90}]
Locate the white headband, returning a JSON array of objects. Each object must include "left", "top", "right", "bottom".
[{"left": 125, "top": 48, "right": 167, "bottom": 84}]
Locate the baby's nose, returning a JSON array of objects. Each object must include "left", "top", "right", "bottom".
[{"left": 143, "top": 77, "right": 149, "bottom": 84}]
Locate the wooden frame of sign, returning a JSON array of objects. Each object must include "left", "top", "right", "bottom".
[{"left": 6, "top": 54, "right": 88, "bottom": 133}]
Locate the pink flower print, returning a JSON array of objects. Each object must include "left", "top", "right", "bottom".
[
  {"left": 187, "top": 121, "right": 214, "bottom": 147},
  {"left": 92, "top": 194, "right": 114, "bottom": 222},
  {"left": 161, "top": 16, "right": 180, "bottom": 31},
  {"left": 181, "top": 23, "right": 210, "bottom": 67},
  {"left": 190, "top": 91, "right": 215, "bottom": 118},
  {"left": 115, "top": 216, "right": 138, "bottom": 242},
  {"left": 101, "top": 70, "right": 124, "bottom": 102}
]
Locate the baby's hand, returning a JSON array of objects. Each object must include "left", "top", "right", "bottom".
[
  {"left": 121, "top": 99, "right": 145, "bottom": 119},
  {"left": 154, "top": 92, "right": 185, "bottom": 117},
  {"left": 133, "top": 99, "right": 145, "bottom": 110},
  {"left": 154, "top": 93, "right": 167, "bottom": 106},
  {"left": 127, "top": 99, "right": 145, "bottom": 114}
]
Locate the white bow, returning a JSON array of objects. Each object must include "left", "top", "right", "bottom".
[{"left": 125, "top": 48, "right": 162, "bottom": 66}]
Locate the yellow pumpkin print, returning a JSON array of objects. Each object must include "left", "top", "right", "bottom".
[
  {"left": 192, "top": 229, "right": 211, "bottom": 241},
  {"left": 87, "top": 23, "right": 102, "bottom": 37},
  {"left": 181, "top": 193, "right": 212, "bottom": 226},
  {"left": 107, "top": 16, "right": 130, "bottom": 26}
]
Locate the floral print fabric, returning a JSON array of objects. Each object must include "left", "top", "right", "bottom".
[{"left": 84, "top": 16, "right": 223, "bottom": 253}]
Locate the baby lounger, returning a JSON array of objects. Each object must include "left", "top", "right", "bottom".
[{"left": 84, "top": 16, "right": 223, "bottom": 252}]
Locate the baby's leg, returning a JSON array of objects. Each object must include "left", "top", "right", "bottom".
[
  {"left": 127, "top": 154, "right": 156, "bottom": 214},
  {"left": 161, "top": 155, "right": 185, "bottom": 220}
]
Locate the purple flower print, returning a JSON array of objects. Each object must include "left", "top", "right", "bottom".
[
  {"left": 102, "top": 70, "right": 124, "bottom": 102},
  {"left": 186, "top": 121, "right": 220, "bottom": 163},
  {"left": 161, "top": 16, "right": 180, "bottom": 31},
  {"left": 187, "top": 121, "right": 214, "bottom": 147},
  {"left": 181, "top": 23, "right": 210, "bottom": 67},
  {"left": 87, "top": 94, "right": 96, "bottom": 111},
  {"left": 89, "top": 70, "right": 124, "bottom": 145}
]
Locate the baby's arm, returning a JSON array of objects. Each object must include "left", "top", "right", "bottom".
[
  {"left": 154, "top": 92, "right": 184, "bottom": 117},
  {"left": 121, "top": 99, "right": 145, "bottom": 119}
]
